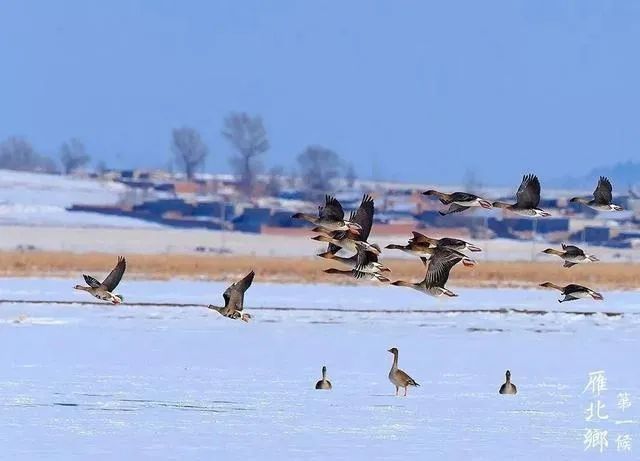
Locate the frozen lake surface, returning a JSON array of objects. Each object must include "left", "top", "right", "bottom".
[{"left": 1, "top": 278, "right": 639, "bottom": 460}]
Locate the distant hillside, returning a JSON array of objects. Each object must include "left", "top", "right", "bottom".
[{"left": 548, "top": 161, "right": 640, "bottom": 192}]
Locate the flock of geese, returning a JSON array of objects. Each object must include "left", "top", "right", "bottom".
[
  {"left": 72, "top": 174, "right": 621, "bottom": 396},
  {"left": 293, "top": 174, "right": 619, "bottom": 301}
]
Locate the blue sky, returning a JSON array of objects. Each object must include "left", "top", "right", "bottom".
[{"left": 1, "top": 1, "right": 639, "bottom": 184}]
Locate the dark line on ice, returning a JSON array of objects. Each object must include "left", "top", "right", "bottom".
[{"left": 0, "top": 299, "right": 628, "bottom": 317}]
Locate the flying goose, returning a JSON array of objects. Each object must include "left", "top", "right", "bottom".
[
  {"left": 324, "top": 267, "right": 390, "bottom": 283},
  {"left": 293, "top": 195, "right": 362, "bottom": 234},
  {"left": 492, "top": 174, "right": 551, "bottom": 217},
  {"left": 539, "top": 282, "right": 603, "bottom": 303},
  {"left": 423, "top": 190, "right": 492, "bottom": 215},
  {"left": 499, "top": 370, "right": 517, "bottom": 395},
  {"left": 386, "top": 237, "right": 476, "bottom": 268},
  {"left": 570, "top": 176, "right": 623, "bottom": 212},
  {"left": 74, "top": 256, "right": 126, "bottom": 304},
  {"left": 315, "top": 366, "right": 332, "bottom": 390},
  {"left": 208, "top": 270, "right": 255, "bottom": 322},
  {"left": 318, "top": 242, "right": 390, "bottom": 274},
  {"left": 387, "top": 347, "right": 419, "bottom": 396},
  {"left": 410, "top": 231, "right": 482, "bottom": 252},
  {"left": 312, "top": 194, "right": 379, "bottom": 255},
  {"left": 391, "top": 246, "right": 469, "bottom": 297},
  {"left": 542, "top": 244, "right": 599, "bottom": 268}
]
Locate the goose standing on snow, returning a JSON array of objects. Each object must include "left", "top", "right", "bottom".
[
  {"left": 539, "top": 282, "right": 603, "bottom": 303},
  {"left": 542, "top": 244, "right": 599, "bottom": 268},
  {"left": 315, "top": 366, "right": 332, "bottom": 390},
  {"left": 499, "top": 370, "right": 517, "bottom": 395},
  {"left": 492, "top": 174, "right": 551, "bottom": 217},
  {"left": 208, "top": 271, "right": 255, "bottom": 322},
  {"left": 570, "top": 176, "right": 623, "bottom": 212},
  {"left": 423, "top": 189, "right": 492, "bottom": 215},
  {"left": 74, "top": 256, "right": 126, "bottom": 304},
  {"left": 391, "top": 246, "right": 470, "bottom": 297},
  {"left": 292, "top": 195, "right": 362, "bottom": 234},
  {"left": 387, "top": 347, "right": 419, "bottom": 396}
]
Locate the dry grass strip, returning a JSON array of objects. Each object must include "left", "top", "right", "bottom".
[{"left": 0, "top": 250, "right": 638, "bottom": 290}]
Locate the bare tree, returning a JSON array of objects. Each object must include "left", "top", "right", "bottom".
[
  {"left": 266, "top": 166, "right": 283, "bottom": 197},
  {"left": 0, "top": 136, "right": 56, "bottom": 173},
  {"left": 346, "top": 163, "right": 357, "bottom": 189},
  {"left": 297, "top": 145, "right": 343, "bottom": 199},
  {"left": 171, "top": 127, "right": 208, "bottom": 180},
  {"left": 59, "top": 138, "right": 90, "bottom": 174},
  {"left": 222, "top": 112, "right": 269, "bottom": 196}
]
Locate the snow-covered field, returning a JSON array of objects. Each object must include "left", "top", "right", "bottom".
[
  {"left": 0, "top": 170, "right": 161, "bottom": 228},
  {"left": 1, "top": 278, "right": 639, "bottom": 460}
]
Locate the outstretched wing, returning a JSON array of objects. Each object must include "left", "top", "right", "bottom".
[
  {"left": 515, "top": 174, "right": 541, "bottom": 208},
  {"left": 593, "top": 176, "right": 613, "bottom": 205},
  {"left": 439, "top": 203, "right": 470, "bottom": 215},
  {"left": 437, "top": 237, "right": 466, "bottom": 249},
  {"left": 222, "top": 270, "right": 255, "bottom": 312},
  {"left": 351, "top": 194, "right": 374, "bottom": 242},
  {"left": 83, "top": 274, "right": 102, "bottom": 288},
  {"left": 101, "top": 256, "right": 126, "bottom": 292},
  {"left": 319, "top": 195, "right": 345, "bottom": 221},
  {"left": 354, "top": 245, "right": 379, "bottom": 271},
  {"left": 422, "top": 248, "right": 462, "bottom": 288},
  {"left": 561, "top": 243, "right": 584, "bottom": 257}
]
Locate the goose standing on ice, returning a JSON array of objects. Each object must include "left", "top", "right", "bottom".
[
  {"left": 293, "top": 195, "right": 362, "bottom": 234},
  {"left": 391, "top": 246, "right": 470, "bottom": 297},
  {"left": 315, "top": 366, "right": 332, "bottom": 390},
  {"left": 387, "top": 347, "right": 419, "bottom": 396},
  {"left": 570, "top": 176, "right": 623, "bottom": 211},
  {"left": 74, "top": 256, "right": 126, "bottom": 304},
  {"left": 542, "top": 244, "right": 599, "bottom": 268},
  {"left": 499, "top": 370, "right": 517, "bottom": 395},
  {"left": 208, "top": 271, "right": 255, "bottom": 322},
  {"left": 539, "top": 282, "right": 604, "bottom": 303},
  {"left": 492, "top": 174, "right": 551, "bottom": 217},
  {"left": 423, "top": 189, "right": 492, "bottom": 215}
]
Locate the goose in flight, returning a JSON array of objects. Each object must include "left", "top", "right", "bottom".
[
  {"left": 318, "top": 242, "right": 390, "bottom": 274},
  {"left": 324, "top": 267, "right": 390, "bottom": 283},
  {"left": 410, "top": 231, "right": 482, "bottom": 253},
  {"left": 492, "top": 174, "right": 551, "bottom": 217},
  {"left": 391, "top": 246, "right": 469, "bottom": 297},
  {"left": 570, "top": 176, "right": 623, "bottom": 212},
  {"left": 387, "top": 347, "right": 419, "bottom": 396},
  {"left": 423, "top": 189, "right": 492, "bottom": 215},
  {"left": 312, "top": 194, "right": 378, "bottom": 255},
  {"left": 293, "top": 195, "right": 362, "bottom": 234},
  {"left": 539, "top": 282, "right": 603, "bottom": 303},
  {"left": 542, "top": 244, "right": 599, "bottom": 268},
  {"left": 315, "top": 366, "right": 332, "bottom": 390},
  {"left": 208, "top": 271, "right": 255, "bottom": 322},
  {"left": 74, "top": 256, "right": 126, "bottom": 304},
  {"left": 499, "top": 370, "right": 517, "bottom": 395},
  {"left": 386, "top": 236, "right": 476, "bottom": 268}
]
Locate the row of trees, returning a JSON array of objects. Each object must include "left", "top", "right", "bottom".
[
  {"left": 0, "top": 136, "right": 91, "bottom": 174},
  {"left": 172, "top": 112, "right": 356, "bottom": 199},
  {"left": 1, "top": 112, "right": 357, "bottom": 199}
]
